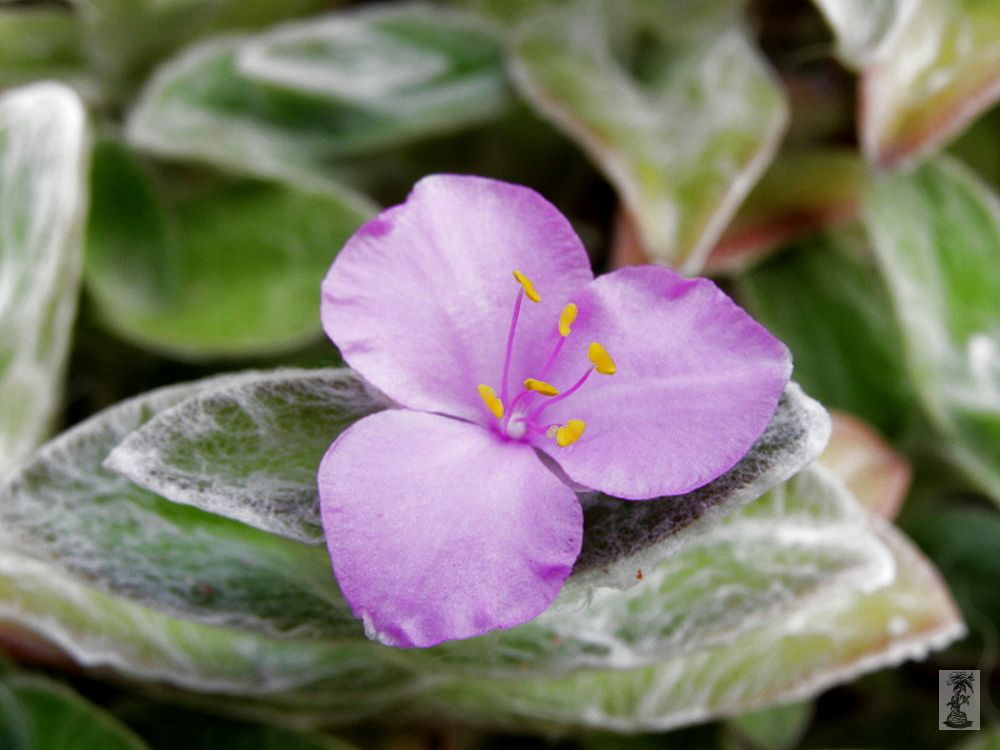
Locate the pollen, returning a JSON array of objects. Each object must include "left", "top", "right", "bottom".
[
  {"left": 555, "top": 419, "right": 587, "bottom": 447},
  {"left": 558, "top": 303, "right": 577, "bottom": 337},
  {"left": 588, "top": 342, "right": 616, "bottom": 375},
  {"left": 523, "top": 378, "right": 559, "bottom": 396},
  {"left": 512, "top": 269, "right": 541, "bottom": 303},
  {"left": 477, "top": 384, "right": 504, "bottom": 418}
]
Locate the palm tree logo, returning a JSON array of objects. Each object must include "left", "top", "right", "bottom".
[{"left": 943, "top": 671, "right": 976, "bottom": 728}]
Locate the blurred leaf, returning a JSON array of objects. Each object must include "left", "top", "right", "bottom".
[
  {"left": 107, "top": 369, "right": 388, "bottom": 544},
  {"left": 0, "top": 83, "right": 89, "bottom": 479},
  {"left": 84, "top": 140, "right": 372, "bottom": 359},
  {"left": 0, "top": 372, "right": 359, "bottom": 640},
  {"left": 727, "top": 700, "right": 812, "bottom": 750},
  {"left": 74, "top": 0, "right": 330, "bottom": 97},
  {"left": 126, "top": 6, "right": 510, "bottom": 184},
  {"left": 120, "top": 703, "right": 357, "bottom": 750},
  {"left": 415, "top": 518, "right": 962, "bottom": 733},
  {"left": 0, "top": 674, "right": 149, "bottom": 750},
  {"left": 952, "top": 726, "right": 1000, "bottom": 750},
  {"left": 0, "top": 9, "right": 86, "bottom": 91},
  {"left": 819, "top": 411, "right": 911, "bottom": 520},
  {"left": 864, "top": 157, "right": 1000, "bottom": 501},
  {"left": 737, "top": 230, "right": 914, "bottom": 438},
  {"left": 814, "top": 0, "right": 1000, "bottom": 167},
  {"left": 705, "top": 150, "right": 866, "bottom": 275},
  {"left": 511, "top": 0, "right": 787, "bottom": 272}
]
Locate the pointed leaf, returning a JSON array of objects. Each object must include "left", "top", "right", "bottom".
[
  {"left": 511, "top": 0, "right": 787, "bottom": 272},
  {"left": 126, "top": 6, "right": 510, "bottom": 184},
  {"left": 864, "top": 157, "right": 1000, "bottom": 501},
  {"left": 0, "top": 372, "right": 358, "bottom": 640},
  {"left": 84, "top": 140, "right": 372, "bottom": 358},
  {"left": 814, "top": 0, "right": 1000, "bottom": 167},
  {"left": 0, "top": 83, "right": 89, "bottom": 479}
]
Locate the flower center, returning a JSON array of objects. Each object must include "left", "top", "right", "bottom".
[{"left": 476, "top": 270, "right": 616, "bottom": 447}]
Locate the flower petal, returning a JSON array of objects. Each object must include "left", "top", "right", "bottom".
[
  {"left": 318, "top": 409, "right": 583, "bottom": 648},
  {"left": 321, "top": 174, "right": 593, "bottom": 422},
  {"left": 536, "top": 266, "right": 792, "bottom": 499}
]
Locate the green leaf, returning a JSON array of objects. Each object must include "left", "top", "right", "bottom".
[
  {"left": 813, "top": 0, "right": 1000, "bottom": 167},
  {"left": 74, "top": 0, "right": 330, "bottom": 97},
  {"left": 737, "top": 229, "right": 914, "bottom": 439},
  {"left": 126, "top": 6, "right": 510, "bottom": 184},
  {"left": 107, "top": 369, "right": 388, "bottom": 544},
  {"left": 0, "top": 83, "right": 89, "bottom": 479},
  {"left": 511, "top": 0, "right": 787, "bottom": 272},
  {"left": 416, "top": 517, "right": 962, "bottom": 733},
  {"left": 0, "top": 674, "right": 149, "bottom": 750},
  {"left": 864, "top": 157, "right": 1000, "bottom": 501},
  {"left": 84, "top": 140, "right": 372, "bottom": 359},
  {"left": 0, "top": 549, "right": 413, "bottom": 708},
  {"left": 0, "top": 372, "right": 358, "bottom": 640},
  {"left": 0, "top": 9, "right": 86, "bottom": 90}
]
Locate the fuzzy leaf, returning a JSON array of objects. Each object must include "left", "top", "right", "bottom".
[
  {"left": 0, "top": 83, "right": 89, "bottom": 479},
  {"left": 814, "top": 0, "right": 1000, "bottom": 167},
  {"left": 736, "top": 230, "right": 914, "bottom": 439},
  {"left": 864, "top": 158, "right": 1000, "bottom": 501},
  {"left": 0, "top": 674, "right": 149, "bottom": 750},
  {"left": 84, "top": 140, "right": 372, "bottom": 359},
  {"left": 511, "top": 0, "right": 787, "bottom": 272},
  {"left": 126, "top": 6, "right": 510, "bottom": 184},
  {"left": 0, "top": 550, "right": 415, "bottom": 710},
  {"left": 416, "top": 518, "right": 962, "bottom": 733},
  {"left": 107, "top": 369, "right": 389, "bottom": 544},
  {"left": 0, "top": 373, "right": 358, "bottom": 640}
]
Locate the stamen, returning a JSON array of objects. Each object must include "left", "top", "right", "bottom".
[
  {"left": 556, "top": 419, "right": 587, "bottom": 447},
  {"left": 558, "top": 303, "right": 577, "bottom": 337},
  {"left": 523, "top": 378, "right": 559, "bottom": 396},
  {"left": 477, "top": 384, "right": 504, "bottom": 419},
  {"left": 512, "top": 270, "right": 541, "bottom": 303},
  {"left": 588, "top": 342, "right": 617, "bottom": 375},
  {"left": 499, "top": 286, "right": 524, "bottom": 405},
  {"left": 527, "top": 367, "right": 593, "bottom": 422}
]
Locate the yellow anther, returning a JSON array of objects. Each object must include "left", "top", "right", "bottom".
[
  {"left": 588, "top": 342, "right": 616, "bottom": 375},
  {"left": 513, "top": 269, "right": 541, "bottom": 303},
  {"left": 477, "top": 384, "right": 504, "bottom": 419},
  {"left": 558, "top": 303, "right": 577, "bottom": 337},
  {"left": 523, "top": 378, "right": 560, "bottom": 397},
  {"left": 556, "top": 419, "right": 587, "bottom": 447}
]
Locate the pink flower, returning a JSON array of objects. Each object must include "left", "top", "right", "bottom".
[{"left": 318, "top": 175, "right": 791, "bottom": 647}]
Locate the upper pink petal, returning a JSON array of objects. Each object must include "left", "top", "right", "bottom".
[
  {"left": 321, "top": 174, "right": 593, "bottom": 422},
  {"left": 318, "top": 409, "right": 583, "bottom": 648},
  {"left": 534, "top": 266, "right": 792, "bottom": 499}
]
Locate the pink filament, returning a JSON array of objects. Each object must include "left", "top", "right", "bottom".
[
  {"left": 528, "top": 367, "right": 593, "bottom": 422},
  {"left": 499, "top": 287, "right": 524, "bottom": 405}
]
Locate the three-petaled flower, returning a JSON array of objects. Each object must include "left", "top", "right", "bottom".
[{"left": 318, "top": 174, "right": 791, "bottom": 648}]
